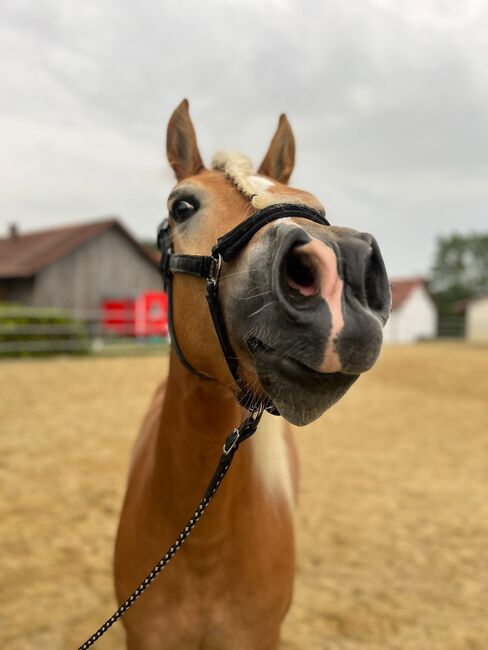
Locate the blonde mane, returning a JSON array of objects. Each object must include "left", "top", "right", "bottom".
[{"left": 211, "top": 150, "right": 304, "bottom": 210}]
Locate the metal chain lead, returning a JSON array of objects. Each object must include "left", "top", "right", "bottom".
[{"left": 77, "top": 408, "right": 263, "bottom": 650}]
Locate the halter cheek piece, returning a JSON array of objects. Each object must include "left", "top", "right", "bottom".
[{"left": 157, "top": 202, "right": 330, "bottom": 413}]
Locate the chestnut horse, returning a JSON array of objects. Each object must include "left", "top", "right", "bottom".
[{"left": 114, "top": 100, "right": 390, "bottom": 650}]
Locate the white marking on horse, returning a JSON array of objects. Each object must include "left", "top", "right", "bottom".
[
  {"left": 250, "top": 412, "right": 294, "bottom": 509},
  {"left": 211, "top": 150, "right": 311, "bottom": 210},
  {"left": 247, "top": 175, "right": 275, "bottom": 193}
]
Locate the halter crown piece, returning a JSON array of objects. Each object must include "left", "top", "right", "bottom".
[{"left": 157, "top": 196, "right": 330, "bottom": 413}]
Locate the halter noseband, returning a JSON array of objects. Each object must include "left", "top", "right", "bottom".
[{"left": 157, "top": 202, "right": 330, "bottom": 413}]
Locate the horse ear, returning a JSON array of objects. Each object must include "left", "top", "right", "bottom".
[
  {"left": 167, "top": 99, "right": 205, "bottom": 180},
  {"left": 258, "top": 114, "right": 295, "bottom": 184}
]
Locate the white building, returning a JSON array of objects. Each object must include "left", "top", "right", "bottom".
[
  {"left": 464, "top": 296, "right": 488, "bottom": 342},
  {"left": 383, "top": 277, "right": 437, "bottom": 344}
]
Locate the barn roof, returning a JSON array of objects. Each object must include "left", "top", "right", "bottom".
[
  {"left": 0, "top": 219, "right": 159, "bottom": 278},
  {"left": 390, "top": 277, "right": 427, "bottom": 311}
]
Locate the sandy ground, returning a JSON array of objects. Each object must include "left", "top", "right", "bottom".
[{"left": 0, "top": 343, "right": 487, "bottom": 650}]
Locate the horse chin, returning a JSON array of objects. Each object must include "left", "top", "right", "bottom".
[{"left": 252, "top": 348, "right": 359, "bottom": 426}]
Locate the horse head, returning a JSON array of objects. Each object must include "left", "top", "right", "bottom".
[{"left": 164, "top": 99, "right": 391, "bottom": 425}]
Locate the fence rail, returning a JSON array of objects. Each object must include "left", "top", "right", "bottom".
[
  {"left": 1, "top": 307, "right": 487, "bottom": 356},
  {"left": 0, "top": 306, "right": 168, "bottom": 356}
]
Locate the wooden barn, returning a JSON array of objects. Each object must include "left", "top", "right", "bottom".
[
  {"left": 0, "top": 219, "right": 162, "bottom": 311},
  {"left": 383, "top": 277, "right": 437, "bottom": 344}
]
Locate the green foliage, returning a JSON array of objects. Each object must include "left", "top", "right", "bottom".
[
  {"left": 428, "top": 232, "right": 488, "bottom": 337},
  {"left": 428, "top": 232, "right": 488, "bottom": 315},
  {"left": 0, "top": 303, "right": 89, "bottom": 357}
]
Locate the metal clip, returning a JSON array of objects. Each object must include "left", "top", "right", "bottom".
[
  {"left": 248, "top": 401, "right": 265, "bottom": 421},
  {"left": 223, "top": 427, "right": 240, "bottom": 455},
  {"left": 207, "top": 253, "right": 222, "bottom": 288},
  {"left": 252, "top": 402, "right": 265, "bottom": 418}
]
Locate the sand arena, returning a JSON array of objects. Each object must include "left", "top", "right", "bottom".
[{"left": 0, "top": 342, "right": 487, "bottom": 649}]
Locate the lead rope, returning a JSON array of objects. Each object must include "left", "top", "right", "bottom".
[{"left": 77, "top": 406, "right": 264, "bottom": 650}]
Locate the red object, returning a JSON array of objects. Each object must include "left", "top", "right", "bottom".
[
  {"left": 103, "top": 292, "right": 168, "bottom": 337},
  {"left": 135, "top": 292, "right": 168, "bottom": 337}
]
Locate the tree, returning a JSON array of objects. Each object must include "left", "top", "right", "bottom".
[
  {"left": 430, "top": 232, "right": 488, "bottom": 295},
  {"left": 428, "top": 232, "right": 488, "bottom": 316}
]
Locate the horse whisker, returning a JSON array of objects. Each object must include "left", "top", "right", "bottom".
[
  {"left": 248, "top": 301, "right": 276, "bottom": 318},
  {"left": 220, "top": 267, "right": 267, "bottom": 280},
  {"left": 242, "top": 290, "right": 273, "bottom": 301}
]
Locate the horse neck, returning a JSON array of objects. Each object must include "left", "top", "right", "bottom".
[{"left": 153, "top": 350, "right": 252, "bottom": 525}]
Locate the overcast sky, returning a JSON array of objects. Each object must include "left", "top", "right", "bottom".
[{"left": 1, "top": 0, "right": 487, "bottom": 277}]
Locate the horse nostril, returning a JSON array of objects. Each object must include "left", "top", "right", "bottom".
[
  {"left": 363, "top": 239, "right": 391, "bottom": 322},
  {"left": 284, "top": 246, "right": 318, "bottom": 297}
]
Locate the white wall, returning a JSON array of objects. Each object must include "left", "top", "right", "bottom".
[
  {"left": 383, "top": 286, "right": 437, "bottom": 344},
  {"left": 466, "top": 298, "right": 488, "bottom": 342}
]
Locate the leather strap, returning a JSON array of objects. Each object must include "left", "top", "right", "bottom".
[
  {"left": 168, "top": 254, "right": 214, "bottom": 278},
  {"left": 213, "top": 203, "right": 329, "bottom": 262},
  {"left": 165, "top": 269, "right": 211, "bottom": 381}
]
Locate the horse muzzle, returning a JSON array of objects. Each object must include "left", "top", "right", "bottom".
[{"left": 228, "top": 220, "right": 391, "bottom": 424}]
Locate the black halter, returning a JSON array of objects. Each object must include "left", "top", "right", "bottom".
[
  {"left": 157, "top": 202, "right": 330, "bottom": 413},
  {"left": 78, "top": 201, "right": 331, "bottom": 650}
]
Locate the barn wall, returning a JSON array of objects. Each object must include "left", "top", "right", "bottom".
[
  {"left": 0, "top": 278, "right": 34, "bottom": 304},
  {"left": 30, "top": 228, "right": 162, "bottom": 310},
  {"left": 466, "top": 298, "right": 488, "bottom": 342},
  {"left": 383, "top": 286, "right": 437, "bottom": 344}
]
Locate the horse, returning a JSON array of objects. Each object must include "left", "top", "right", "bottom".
[{"left": 114, "top": 99, "right": 391, "bottom": 650}]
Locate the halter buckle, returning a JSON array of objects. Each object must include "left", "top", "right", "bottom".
[
  {"left": 207, "top": 253, "right": 222, "bottom": 288},
  {"left": 223, "top": 427, "right": 240, "bottom": 455}
]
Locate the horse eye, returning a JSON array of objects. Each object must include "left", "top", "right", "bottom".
[{"left": 172, "top": 199, "right": 197, "bottom": 222}]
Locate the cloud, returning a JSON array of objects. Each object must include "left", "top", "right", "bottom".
[{"left": 1, "top": 0, "right": 487, "bottom": 276}]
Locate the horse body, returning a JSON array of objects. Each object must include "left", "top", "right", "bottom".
[
  {"left": 114, "top": 99, "right": 390, "bottom": 649},
  {"left": 115, "top": 352, "right": 296, "bottom": 650}
]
